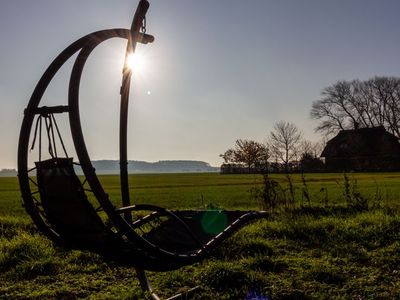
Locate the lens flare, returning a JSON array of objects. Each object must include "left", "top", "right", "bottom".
[
  {"left": 126, "top": 52, "right": 145, "bottom": 71},
  {"left": 201, "top": 210, "right": 228, "bottom": 235}
]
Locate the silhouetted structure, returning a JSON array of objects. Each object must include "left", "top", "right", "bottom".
[
  {"left": 17, "top": 1, "right": 268, "bottom": 299},
  {"left": 220, "top": 163, "right": 268, "bottom": 174},
  {"left": 299, "top": 153, "right": 325, "bottom": 172},
  {"left": 321, "top": 126, "right": 400, "bottom": 171}
]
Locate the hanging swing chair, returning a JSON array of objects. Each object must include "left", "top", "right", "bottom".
[{"left": 18, "top": 0, "right": 268, "bottom": 298}]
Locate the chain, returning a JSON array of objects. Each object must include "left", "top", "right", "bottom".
[{"left": 141, "top": 16, "right": 146, "bottom": 33}]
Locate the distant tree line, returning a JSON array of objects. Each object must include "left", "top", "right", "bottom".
[{"left": 220, "top": 121, "right": 324, "bottom": 174}]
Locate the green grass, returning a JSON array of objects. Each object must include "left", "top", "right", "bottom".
[
  {"left": 0, "top": 173, "right": 399, "bottom": 299},
  {"left": 98, "top": 172, "right": 400, "bottom": 209}
]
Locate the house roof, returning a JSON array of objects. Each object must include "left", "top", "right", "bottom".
[{"left": 321, "top": 126, "right": 400, "bottom": 158}]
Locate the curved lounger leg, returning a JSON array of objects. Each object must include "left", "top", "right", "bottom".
[
  {"left": 165, "top": 287, "right": 200, "bottom": 300},
  {"left": 136, "top": 268, "right": 160, "bottom": 300},
  {"left": 136, "top": 268, "right": 199, "bottom": 300}
]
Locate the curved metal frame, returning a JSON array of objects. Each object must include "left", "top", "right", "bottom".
[
  {"left": 17, "top": 2, "right": 271, "bottom": 297},
  {"left": 17, "top": 1, "right": 203, "bottom": 267},
  {"left": 17, "top": 3, "right": 269, "bottom": 298}
]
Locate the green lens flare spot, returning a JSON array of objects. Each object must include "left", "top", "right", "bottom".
[{"left": 201, "top": 210, "right": 228, "bottom": 235}]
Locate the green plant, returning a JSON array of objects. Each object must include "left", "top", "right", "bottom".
[
  {"left": 252, "top": 174, "right": 284, "bottom": 212},
  {"left": 284, "top": 173, "right": 296, "bottom": 209},
  {"left": 301, "top": 173, "right": 311, "bottom": 207},
  {"left": 342, "top": 173, "right": 368, "bottom": 211}
]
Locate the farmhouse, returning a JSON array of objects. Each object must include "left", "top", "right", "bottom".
[{"left": 321, "top": 126, "right": 400, "bottom": 172}]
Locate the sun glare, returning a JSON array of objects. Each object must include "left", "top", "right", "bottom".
[{"left": 127, "top": 52, "right": 145, "bottom": 72}]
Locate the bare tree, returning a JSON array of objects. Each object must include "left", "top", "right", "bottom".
[
  {"left": 300, "top": 140, "right": 322, "bottom": 158},
  {"left": 268, "top": 121, "right": 302, "bottom": 172},
  {"left": 311, "top": 76, "right": 400, "bottom": 138},
  {"left": 220, "top": 139, "right": 269, "bottom": 172}
]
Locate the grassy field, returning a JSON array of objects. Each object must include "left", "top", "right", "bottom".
[{"left": 0, "top": 173, "right": 399, "bottom": 299}]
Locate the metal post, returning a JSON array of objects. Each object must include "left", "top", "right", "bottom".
[
  {"left": 135, "top": 268, "right": 161, "bottom": 300},
  {"left": 120, "top": 0, "right": 150, "bottom": 223}
]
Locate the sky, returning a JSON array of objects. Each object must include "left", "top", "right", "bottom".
[{"left": 1, "top": 0, "right": 400, "bottom": 169}]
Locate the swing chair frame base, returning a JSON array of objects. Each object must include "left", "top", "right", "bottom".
[{"left": 136, "top": 268, "right": 200, "bottom": 300}]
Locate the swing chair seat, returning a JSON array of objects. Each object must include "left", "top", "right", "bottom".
[
  {"left": 140, "top": 209, "right": 265, "bottom": 253},
  {"left": 35, "top": 157, "right": 267, "bottom": 271}
]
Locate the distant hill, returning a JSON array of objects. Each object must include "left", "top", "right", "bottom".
[
  {"left": 0, "top": 169, "right": 17, "bottom": 177},
  {"left": 0, "top": 160, "right": 219, "bottom": 176},
  {"left": 89, "top": 160, "right": 219, "bottom": 174}
]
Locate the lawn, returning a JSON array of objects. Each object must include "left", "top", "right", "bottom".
[{"left": 0, "top": 173, "right": 399, "bottom": 299}]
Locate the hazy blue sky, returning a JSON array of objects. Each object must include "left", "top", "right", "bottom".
[{"left": 1, "top": 0, "right": 400, "bottom": 168}]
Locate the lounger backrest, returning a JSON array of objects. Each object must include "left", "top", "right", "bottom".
[{"left": 36, "top": 158, "right": 115, "bottom": 249}]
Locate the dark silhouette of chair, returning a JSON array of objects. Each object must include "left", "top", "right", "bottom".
[{"left": 18, "top": 1, "right": 268, "bottom": 298}]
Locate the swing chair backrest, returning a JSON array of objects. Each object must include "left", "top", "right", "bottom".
[{"left": 36, "top": 157, "right": 118, "bottom": 250}]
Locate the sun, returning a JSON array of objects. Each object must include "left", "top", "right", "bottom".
[{"left": 126, "top": 52, "right": 146, "bottom": 72}]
